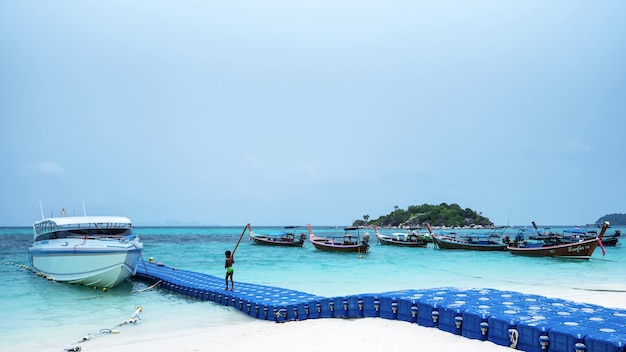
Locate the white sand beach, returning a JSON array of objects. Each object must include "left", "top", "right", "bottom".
[{"left": 84, "top": 318, "right": 512, "bottom": 352}]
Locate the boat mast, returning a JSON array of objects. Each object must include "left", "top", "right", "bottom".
[
  {"left": 39, "top": 200, "right": 44, "bottom": 220},
  {"left": 82, "top": 198, "right": 87, "bottom": 216}
]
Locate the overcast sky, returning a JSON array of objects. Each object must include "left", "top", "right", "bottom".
[{"left": 1, "top": 1, "right": 624, "bottom": 227}]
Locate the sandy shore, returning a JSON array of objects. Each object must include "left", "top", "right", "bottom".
[{"left": 83, "top": 318, "right": 513, "bottom": 352}]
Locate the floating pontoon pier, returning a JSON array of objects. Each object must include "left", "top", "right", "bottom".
[{"left": 134, "top": 263, "right": 626, "bottom": 352}]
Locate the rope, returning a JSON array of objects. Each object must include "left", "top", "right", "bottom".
[
  {"left": 64, "top": 306, "right": 143, "bottom": 351},
  {"left": 138, "top": 252, "right": 151, "bottom": 276},
  {"left": 129, "top": 234, "right": 150, "bottom": 276},
  {"left": 134, "top": 280, "right": 162, "bottom": 293},
  {"left": 2, "top": 261, "right": 37, "bottom": 274},
  {"left": 509, "top": 328, "right": 519, "bottom": 349}
]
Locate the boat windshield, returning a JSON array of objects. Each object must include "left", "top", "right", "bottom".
[{"left": 33, "top": 220, "right": 132, "bottom": 241}]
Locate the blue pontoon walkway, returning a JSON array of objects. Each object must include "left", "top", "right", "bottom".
[{"left": 134, "top": 263, "right": 626, "bottom": 352}]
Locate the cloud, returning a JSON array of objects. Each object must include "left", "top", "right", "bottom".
[{"left": 37, "top": 161, "right": 66, "bottom": 176}]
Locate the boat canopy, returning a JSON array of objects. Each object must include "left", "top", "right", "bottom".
[
  {"left": 33, "top": 216, "right": 132, "bottom": 238},
  {"left": 34, "top": 216, "right": 131, "bottom": 227},
  {"left": 563, "top": 228, "right": 588, "bottom": 235}
]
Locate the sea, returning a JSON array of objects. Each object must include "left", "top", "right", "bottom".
[{"left": 1, "top": 225, "right": 625, "bottom": 352}]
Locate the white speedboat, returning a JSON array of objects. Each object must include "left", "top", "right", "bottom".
[{"left": 28, "top": 216, "right": 144, "bottom": 289}]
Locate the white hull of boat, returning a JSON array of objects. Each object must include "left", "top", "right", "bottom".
[{"left": 28, "top": 238, "right": 143, "bottom": 288}]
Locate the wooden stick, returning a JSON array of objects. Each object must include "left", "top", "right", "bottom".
[
  {"left": 532, "top": 221, "right": 540, "bottom": 233},
  {"left": 232, "top": 224, "right": 251, "bottom": 256}
]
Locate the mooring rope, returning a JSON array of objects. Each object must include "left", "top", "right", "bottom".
[
  {"left": 134, "top": 280, "right": 162, "bottom": 293},
  {"left": 137, "top": 246, "right": 151, "bottom": 276},
  {"left": 63, "top": 306, "right": 143, "bottom": 352}
]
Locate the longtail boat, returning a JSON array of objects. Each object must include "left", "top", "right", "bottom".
[
  {"left": 250, "top": 226, "right": 306, "bottom": 247},
  {"left": 507, "top": 221, "right": 609, "bottom": 259},
  {"left": 308, "top": 224, "right": 370, "bottom": 253},
  {"left": 425, "top": 223, "right": 508, "bottom": 251},
  {"left": 374, "top": 226, "right": 430, "bottom": 247},
  {"left": 534, "top": 222, "right": 620, "bottom": 247}
]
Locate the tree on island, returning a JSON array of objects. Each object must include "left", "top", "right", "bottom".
[
  {"left": 597, "top": 213, "right": 626, "bottom": 226},
  {"left": 353, "top": 203, "right": 493, "bottom": 228}
]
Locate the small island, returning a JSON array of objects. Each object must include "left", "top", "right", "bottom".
[
  {"left": 597, "top": 213, "right": 626, "bottom": 226},
  {"left": 354, "top": 207, "right": 625, "bottom": 228},
  {"left": 353, "top": 203, "right": 493, "bottom": 228}
]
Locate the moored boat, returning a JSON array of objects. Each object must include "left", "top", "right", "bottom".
[
  {"left": 426, "top": 223, "right": 508, "bottom": 251},
  {"left": 603, "top": 229, "right": 621, "bottom": 246},
  {"left": 507, "top": 221, "right": 610, "bottom": 259},
  {"left": 250, "top": 226, "right": 306, "bottom": 247},
  {"left": 28, "top": 215, "right": 144, "bottom": 289},
  {"left": 374, "top": 226, "right": 429, "bottom": 247},
  {"left": 308, "top": 225, "right": 370, "bottom": 253},
  {"left": 527, "top": 221, "right": 620, "bottom": 247},
  {"left": 559, "top": 226, "right": 620, "bottom": 247}
]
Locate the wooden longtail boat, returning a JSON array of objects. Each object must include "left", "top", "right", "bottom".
[
  {"left": 431, "top": 234, "right": 508, "bottom": 251},
  {"left": 250, "top": 226, "right": 306, "bottom": 247},
  {"left": 533, "top": 222, "right": 620, "bottom": 247},
  {"left": 426, "top": 223, "right": 508, "bottom": 251},
  {"left": 602, "top": 229, "right": 621, "bottom": 246},
  {"left": 308, "top": 224, "right": 370, "bottom": 253},
  {"left": 374, "top": 226, "right": 429, "bottom": 247},
  {"left": 507, "top": 222, "right": 610, "bottom": 259}
]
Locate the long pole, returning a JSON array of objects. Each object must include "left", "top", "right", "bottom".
[
  {"left": 533, "top": 221, "right": 543, "bottom": 236},
  {"left": 232, "top": 223, "right": 251, "bottom": 256}
]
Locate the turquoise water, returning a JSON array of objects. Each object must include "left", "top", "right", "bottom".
[{"left": 1, "top": 225, "right": 625, "bottom": 351}]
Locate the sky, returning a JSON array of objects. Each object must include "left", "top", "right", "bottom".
[{"left": 1, "top": 1, "right": 625, "bottom": 227}]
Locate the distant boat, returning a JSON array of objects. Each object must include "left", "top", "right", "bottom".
[
  {"left": 538, "top": 224, "right": 620, "bottom": 247},
  {"left": 28, "top": 216, "right": 143, "bottom": 289},
  {"left": 507, "top": 222, "right": 609, "bottom": 259},
  {"left": 374, "top": 226, "right": 429, "bottom": 247},
  {"left": 602, "top": 229, "right": 621, "bottom": 246},
  {"left": 249, "top": 226, "right": 307, "bottom": 247},
  {"left": 308, "top": 225, "right": 370, "bottom": 253},
  {"left": 426, "top": 223, "right": 508, "bottom": 251}
]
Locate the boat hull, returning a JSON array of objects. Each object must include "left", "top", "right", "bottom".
[
  {"left": 598, "top": 231, "right": 619, "bottom": 246},
  {"left": 601, "top": 238, "right": 619, "bottom": 246},
  {"left": 28, "top": 238, "right": 143, "bottom": 288},
  {"left": 377, "top": 235, "right": 428, "bottom": 247},
  {"left": 309, "top": 235, "right": 369, "bottom": 253},
  {"left": 251, "top": 235, "right": 305, "bottom": 247},
  {"left": 432, "top": 235, "right": 508, "bottom": 251},
  {"left": 507, "top": 238, "right": 599, "bottom": 259}
]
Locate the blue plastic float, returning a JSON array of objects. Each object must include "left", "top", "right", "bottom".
[{"left": 134, "top": 263, "right": 626, "bottom": 352}]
